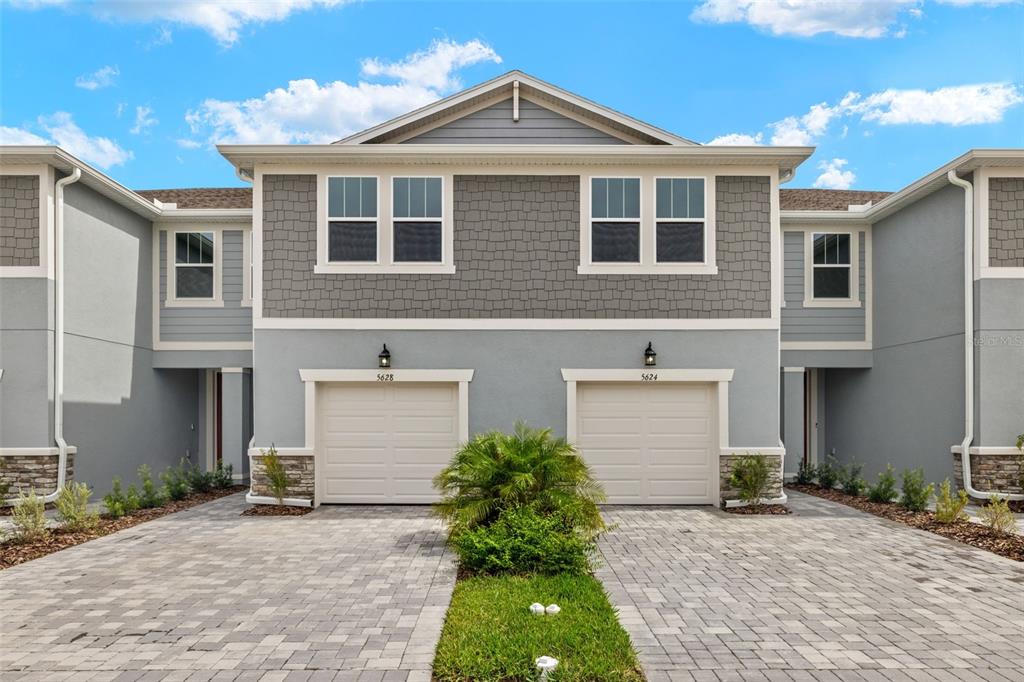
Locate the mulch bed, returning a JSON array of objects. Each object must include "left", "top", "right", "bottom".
[
  {"left": 0, "top": 485, "right": 246, "bottom": 570},
  {"left": 723, "top": 504, "right": 791, "bottom": 515},
  {"left": 788, "top": 484, "right": 1024, "bottom": 562},
  {"left": 241, "top": 504, "right": 313, "bottom": 516}
]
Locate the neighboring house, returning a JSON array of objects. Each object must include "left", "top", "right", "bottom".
[{"left": 0, "top": 71, "right": 1020, "bottom": 507}]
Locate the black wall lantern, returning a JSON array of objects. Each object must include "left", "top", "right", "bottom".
[
  {"left": 378, "top": 344, "right": 391, "bottom": 368},
  {"left": 644, "top": 342, "right": 657, "bottom": 367}
]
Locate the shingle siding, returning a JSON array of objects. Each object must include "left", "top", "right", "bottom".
[
  {"left": 988, "top": 177, "right": 1024, "bottom": 267},
  {"left": 0, "top": 175, "right": 40, "bottom": 266},
  {"left": 261, "top": 174, "right": 771, "bottom": 319}
]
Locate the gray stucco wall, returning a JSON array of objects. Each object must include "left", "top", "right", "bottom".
[
  {"left": 158, "top": 229, "right": 252, "bottom": 342},
  {"left": 0, "top": 278, "right": 53, "bottom": 446},
  {"left": 781, "top": 230, "right": 866, "bottom": 342},
  {"left": 262, "top": 174, "right": 771, "bottom": 319},
  {"left": 822, "top": 184, "right": 966, "bottom": 485},
  {"left": 60, "top": 182, "right": 199, "bottom": 494},
  {"left": 975, "top": 277, "right": 1024, "bottom": 446},
  {"left": 0, "top": 174, "right": 40, "bottom": 266},
  {"left": 403, "top": 98, "right": 629, "bottom": 145},
  {"left": 253, "top": 329, "right": 780, "bottom": 451},
  {"left": 988, "top": 177, "right": 1024, "bottom": 267}
]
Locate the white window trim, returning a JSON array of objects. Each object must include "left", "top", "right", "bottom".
[
  {"left": 579, "top": 174, "right": 718, "bottom": 275},
  {"left": 0, "top": 164, "right": 54, "bottom": 279},
  {"left": 583, "top": 175, "right": 643, "bottom": 266},
  {"left": 166, "top": 229, "right": 224, "bottom": 307},
  {"left": 653, "top": 175, "right": 715, "bottom": 268},
  {"left": 803, "top": 230, "right": 860, "bottom": 308},
  {"left": 315, "top": 173, "right": 455, "bottom": 274},
  {"left": 976, "top": 167, "right": 1024, "bottom": 280}
]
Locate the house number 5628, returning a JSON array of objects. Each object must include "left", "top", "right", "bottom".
[
  {"left": 641, "top": 373, "right": 658, "bottom": 381},
  {"left": 376, "top": 373, "right": 394, "bottom": 382}
]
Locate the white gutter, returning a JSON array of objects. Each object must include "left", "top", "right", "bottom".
[{"left": 947, "top": 170, "right": 1022, "bottom": 501}]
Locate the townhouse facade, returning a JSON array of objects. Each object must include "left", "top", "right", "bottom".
[{"left": 1, "top": 72, "right": 1021, "bottom": 507}]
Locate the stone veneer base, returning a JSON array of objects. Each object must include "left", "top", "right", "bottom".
[
  {"left": 0, "top": 452, "right": 75, "bottom": 501},
  {"left": 719, "top": 453, "right": 784, "bottom": 504},
  {"left": 953, "top": 452, "right": 1024, "bottom": 496},
  {"left": 249, "top": 454, "right": 315, "bottom": 502}
]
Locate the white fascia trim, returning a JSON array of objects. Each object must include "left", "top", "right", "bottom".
[
  {"left": 560, "top": 368, "right": 734, "bottom": 383},
  {"left": 780, "top": 341, "right": 872, "bottom": 351},
  {"left": 782, "top": 367, "right": 806, "bottom": 373},
  {"left": 298, "top": 368, "right": 475, "bottom": 383},
  {"left": 157, "top": 208, "right": 252, "bottom": 223},
  {"left": 0, "top": 446, "right": 78, "bottom": 457},
  {"left": 256, "top": 317, "right": 779, "bottom": 331},
  {"left": 950, "top": 445, "right": 1024, "bottom": 455},
  {"left": 720, "top": 446, "right": 785, "bottom": 457},
  {"left": 244, "top": 493, "right": 312, "bottom": 508},
  {"left": 979, "top": 266, "right": 1024, "bottom": 279}
]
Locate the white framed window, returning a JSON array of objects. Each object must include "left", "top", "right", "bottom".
[
  {"left": 169, "top": 230, "right": 221, "bottom": 305},
  {"left": 315, "top": 172, "right": 454, "bottom": 274},
  {"left": 579, "top": 174, "right": 717, "bottom": 275},
  {"left": 804, "top": 231, "right": 859, "bottom": 306}
]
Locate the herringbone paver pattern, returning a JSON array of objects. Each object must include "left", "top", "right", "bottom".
[
  {"left": 597, "top": 491, "right": 1024, "bottom": 682},
  {"left": 0, "top": 494, "right": 454, "bottom": 681}
]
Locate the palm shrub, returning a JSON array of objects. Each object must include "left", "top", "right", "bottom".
[
  {"left": 261, "top": 446, "right": 290, "bottom": 505},
  {"left": 728, "top": 453, "right": 771, "bottom": 506},
  {"left": 12, "top": 490, "right": 49, "bottom": 542},
  {"left": 816, "top": 455, "right": 840, "bottom": 490},
  {"left": 55, "top": 482, "right": 99, "bottom": 532},
  {"left": 868, "top": 465, "right": 898, "bottom": 503},
  {"left": 979, "top": 495, "right": 1016, "bottom": 534},
  {"left": 899, "top": 468, "right": 934, "bottom": 512},
  {"left": 137, "top": 465, "right": 166, "bottom": 508},
  {"left": 838, "top": 461, "right": 866, "bottom": 497},
  {"left": 795, "top": 459, "right": 816, "bottom": 485},
  {"left": 433, "top": 422, "right": 605, "bottom": 534},
  {"left": 934, "top": 479, "right": 969, "bottom": 524}
]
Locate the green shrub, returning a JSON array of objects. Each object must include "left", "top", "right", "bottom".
[
  {"left": 1016, "top": 433, "right": 1024, "bottom": 490},
  {"left": 838, "top": 461, "right": 866, "bottom": 497},
  {"left": 261, "top": 446, "right": 290, "bottom": 505},
  {"left": 103, "top": 478, "right": 129, "bottom": 518},
  {"left": 816, "top": 455, "right": 840, "bottom": 490},
  {"left": 728, "top": 453, "right": 771, "bottom": 506},
  {"left": 979, "top": 495, "right": 1017, "bottom": 534},
  {"left": 434, "top": 422, "right": 605, "bottom": 534},
  {"left": 11, "top": 490, "right": 49, "bottom": 542},
  {"left": 55, "top": 482, "right": 99, "bottom": 532},
  {"left": 137, "top": 465, "right": 166, "bottom": 508},
  {"left": 211, "top": 461, "right": 234, "bottom": 489},
  {"left": 868, "top": 465, "right": 898, "bottom": 503},
  {"left": 899, "top": 468, "right": 934, "bottom": 512},
  {"left": 0, "top": 457, "right": 10, "bottom": 499},
  {"left": 934, "top": 479, "right": 969, "bottom": 524},
  {"left": 185, "top": 461, "right": 215, "bottom": 494},
  {"left": 449, "top": 506, "right": 595, "bottom": 576},
  {"left": 795, "top": 459, "right": 817, "bottom": 485},
  {"left": 161, "top": 460, "right": 190, "bottom": 501}
]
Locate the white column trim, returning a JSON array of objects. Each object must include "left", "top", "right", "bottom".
[{"left": 299, "top": 368, "right": 475, "bottom": 383}]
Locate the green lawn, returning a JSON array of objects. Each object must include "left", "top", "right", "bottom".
[{"left": 433, "top": 573, "right": 644, "bottom": 682}]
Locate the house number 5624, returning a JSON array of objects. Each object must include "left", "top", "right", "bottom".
[
  {"left": 376, "top": 373, "right": 394, "bottom": 382},
  {"left": 641, "top": 373, "right": 658, "bottom": 381}
]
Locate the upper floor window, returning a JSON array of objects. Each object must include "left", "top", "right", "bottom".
[
  {"left": 327, "top": 176, "right": 377, "bottom": 262},
  {"left": 655, "top": 178, "right": 705, "bottom": 263},
  {"left": 811, "top": 233, "right": 851, "bottom": 299},
  {"left": 393, "top": 177, "right": 443, "bottom": 263},
  {"left": 175, "top": 232, "right": 215, "bottom": 299},
  {"left": 590, "top": 177, "right": 640, "bottom": 263}
]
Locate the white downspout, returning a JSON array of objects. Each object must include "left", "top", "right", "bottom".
[{"left": 947, "top": 170, "right": 1022, "bottom": 501}]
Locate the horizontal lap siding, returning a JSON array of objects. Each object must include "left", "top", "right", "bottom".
[
  {"left": 159, "top": 230, "right": 252, "bottom": 342},
  {"left": 781, "top": 230, "right": 866, "bottom": 342},
  {"left": 402, "top": 99, "right": 629, "bottom": 145}
]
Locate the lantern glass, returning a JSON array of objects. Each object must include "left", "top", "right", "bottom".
[
  {"left": 378, "top": 344, "right": 391, "bottom": 368},
  {"left": 644, "top": 342, "right": 657, "bottom": 367}
]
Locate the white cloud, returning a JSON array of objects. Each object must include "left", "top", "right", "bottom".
[
  {"left": 10, "top": 0, "right": 349, "bottom": 46},
  {"left": 186, "top": 39, "right": 503, "bottom": 144},
  {"left": 130, "top": 106, "right": 158, "bottom": 134},
  {"left": 176, "top": 138, "right": 202, "bottom": 149},
  {"left": 692, "top": 0, "right": 919, "bottom": 38},
  {"left": 706, "top": 132, "right": 764, "bottom": 145},
  {"left": 814, "top": 158, "right": 856, "bottom": 189},
  {"left": 75, "top": 65, "right": 119, "bottom": 90},
  {"left": 0, "top": 113, "right": 132, "bottom": 169}
]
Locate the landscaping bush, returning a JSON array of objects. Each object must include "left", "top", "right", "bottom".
[
  {"left": 728, "top": 453, "right": 771, "bottom": 506},
  {"left": 795, "top": 459, "right": 816, "bottom": 486},
  {"left": 185, "top": 461, "right": 215, "bottom": 494},
  {"left": 137, "top": 464, "right": 166, "bottom": 509},
  {"left": 1016, "top": 433, "right": 1024, "bottom": 490},
  {"left": 838, "top": 461, "right": 866, "bottom": 497},
  {"left": 55, "top": 482, "right": 99, "bottom": 532},
  {"left": 161, "top": 460, "right": 190, "bottom": 501},
  {"left": 816, "top": 455, "right": 840, "bottom": 490},
  {"left": 261, "top": 446, "right": 290, "bottom": 505},
  {"left": 934, "top": 479, "right": 969, "bottom": 524},
  {"left": 211, "top": 461, "right": 234, "bottom": 489},
  {"left": 11, "top": 490, "right": 49, "bottom": 542},
  {"left": 434, "top": 422, "right": 605, "bottom": 534},
  {"left": 979, "top": 495, "right": 1016, "bottom": 534},
  {"left": 103, "top": 478, "right": 140, "bottom": 518},
  {"left": 450, "top": 505, "right": 595, "bottom": 576},
  {"left": 0, "top": 458, "right": 10, "bottom": 499},
  {"left": 899, "top": 468, "right": 934, "bottom": 512},
  {"left": 868, "top": 465, "right": 899, "bottom": 503}
]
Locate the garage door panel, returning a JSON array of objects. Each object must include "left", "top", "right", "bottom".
[
  {"left": 648, "top": 479, "right": 711, "bottom": 499},
  {"left": 391, "top": 414, "right": 458, "bottom": 434},
  {"left": 393, "top": 384, "right": 457, "bottom": 403},
  {"left": 323, "top": 446, "right": 387, "bottom": 465},
  {"left": 578, "top": 416, "right": 643, "bottom": 435},
  {"left": 580, "top": 384, "right": 644, "bottom": 403},
  {"left": 324, "top": 414, "right": 389, "bottom": 435},
  {"left": 647, "top": 447, "right": 712, "bottom": 466},
  {"left": 647, "top": 416, "right": 710, "bottom": 435}
]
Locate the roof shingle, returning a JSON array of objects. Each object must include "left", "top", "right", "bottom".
[
  {"left": 781, "top": 189, "right": 891, "bottom": 211},
  {"left": 135, "top": 187, "right": 252, "bottom": 209}
]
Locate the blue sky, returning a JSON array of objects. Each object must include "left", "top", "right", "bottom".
[{"left": 1, "top": 0, "right": 1022, "bottom": 191}]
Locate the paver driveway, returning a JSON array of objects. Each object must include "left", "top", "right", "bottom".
[
  {"left": 0, "top": 494, "right": 455, "bottom": 682},
  {"left": 598, "top": 491, "right": 1024, "bottom": 682}
]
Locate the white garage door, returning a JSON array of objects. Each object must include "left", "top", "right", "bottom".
[
  {"left": 319, "top": 382, "right": 460, "bottom": 503},
  {"left": 575, "top": 382, "right": 717, "bottom": 504}
]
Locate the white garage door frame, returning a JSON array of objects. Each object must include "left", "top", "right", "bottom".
[
  {"left": 561, "top": 368, "right": 734, "bottom": 504},
  {"left": 297, "top": 369, "right": 474, "bottom": 506}
]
